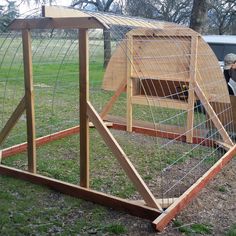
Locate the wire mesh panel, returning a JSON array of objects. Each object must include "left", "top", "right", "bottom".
[{"left": 0, "top": 6, "right": 235, "bottom": 231}]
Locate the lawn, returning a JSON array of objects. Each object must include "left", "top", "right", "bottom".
[{"left": 0, "top": 34, "right": 228, "bottom": 235}]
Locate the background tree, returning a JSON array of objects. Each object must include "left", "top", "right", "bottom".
[
  {"left": 189, "top": 0, "right": 210, "bottom": 33},
  {"left": 71, "top": 0, "right": 122, "bottom": 68},
  {"left": 208, "top": 0, "right": 236, "bottom": 34},
  {"left": 126, "top": 0, "right": 193, "bottom": 25},
  {"left": 0, "top": 1, "right": 19, "bottom": 32}
]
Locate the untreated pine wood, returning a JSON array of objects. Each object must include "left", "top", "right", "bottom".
[
  {"left": 87, "top": 101, "right": 163, "bottom": 211},
  {"left": 79, "top": 28, "right": 90, "bottom": 188},
  {"left": 126, "top": 36, "right": 133, "bottom": 132},
  {"left": 100, "top": 79, "right": 127, "bottom": 119},
  {"left": 9, "top": 17, "right": 104, "bottom": 30},
  {"left": 0, "top": 164, "right": 161, "bottom": 221},
  {"left": 152, "top": 144, "right": 236, "bottom": 231},
  {"left": 186, "top": 36, "right": 198, "bottom": 143},
  {"left": 131, "top": 198, "right": 178, "bottom": 209},
  {"left": 22, "top": 29, "right": 36, "bottom": 174},
  {"left": 0, "top": 96, "right": 26, "bottom": 145},
  {"left": 2, "top": 122, "right": 112, "bottom": 159},
  {"left": 131, "top": 95, "right": 188, "bottom": 110}
]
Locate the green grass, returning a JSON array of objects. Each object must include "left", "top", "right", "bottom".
[
  {"left": 105, "top": 224, "right": 127, "bottom": 234},
  {"left": 0, "top": 36, "right": 222, "bottom": 234},
  {"left": 226, "top": 224, "right": 236, "bottom": 236},
  {"left": 173, "top": 220, "right": 213, "bottom": 235}
]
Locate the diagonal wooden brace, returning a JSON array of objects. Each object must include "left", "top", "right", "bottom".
[
  {"left": 194, "top": 81, "right": 234, "bottom": 146},
  {"left": 0, "top": 96, "right": 26, "bottom": 145},
  {"left": 152, "top": 144, "right": 236, "bottom": 231},
  {"left": 100, "top": 79, "right": 127, "bottom": 119},
  {"left": 87, "top": 101, "right": 163, "bottom": 211}
]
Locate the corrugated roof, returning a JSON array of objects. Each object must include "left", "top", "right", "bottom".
[{"left": 42, "top": 5, "right": 181, "bottom": 30}]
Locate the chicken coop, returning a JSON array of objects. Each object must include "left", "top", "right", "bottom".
[{"left": 0, "top": 6, "right": 235, "bottom": 231}]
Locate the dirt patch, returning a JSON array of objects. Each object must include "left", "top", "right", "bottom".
[{"left": 115, "top": 158, "right": 236, "bottom": 235}]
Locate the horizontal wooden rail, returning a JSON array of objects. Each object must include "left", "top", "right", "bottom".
[
  {"left": 0, "top": 164, "right": 161, "bottom": 220},
  {"left": 9, "top": 17, "right": 105, "bottom": 30},
  {"left": 1, "top": 123, "right": 112, "bottom": 159},
  {"left": 2, "top": 121, "right": 218, "bottom": 159},
  {"left": 132, "top": 95, "right": 188, "bottom": 110}
]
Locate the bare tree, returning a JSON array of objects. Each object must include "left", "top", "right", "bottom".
[
  {"left": 126, "top": 0, "right": 193, "bottom": 25},
  {"left": 71, "top": 0, "right": 119, "bottom": 68},
  {"left": 208, "top": 0, "right": 236, "bottom": 35},
  {"left": 189, "top": 0, "right": 210, "bottom": 33}
]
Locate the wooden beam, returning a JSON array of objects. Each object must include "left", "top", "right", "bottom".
[
  {"left": 126, "top": 36, "right": 133, "bottom": 132},
  {"left": 152, "top": 144, "right": 236, "bottom": 231},
  {"left": 22, "top": 29, "right": 36, "bottom": 174},
  {"left": 0, "top": 164, "right": 161, "bottom": 220},
  {"left": 0, "top": 96, "right": 25, "bottom": 145},
  {"left": 9, "top": 17, "right": 104, "bottom": 30},
  {"left": 186, "top": 36, "right": 198, "bottom": 143},
  {"left": 100, "top": 79, "right": 127, "bottom": 119},
  {"left": 111, "top": 122, "right": 215, "bottom": 147},
  {"left": 131, "top": 198, "right": 178, "bottom": 209},
  {"left": 87, "top": 101, "right": 162, "bottom": 210},
  {"left": 131, "top": 76, "right": 189, "bottom": 82},
  {"left": 214, "top": 141, "right": 232, "bottom": 151},
  {"left": 1, "top": 122, "right": 215, "bottom": 160},
  {"left": 132, "top": 95, "right": 189, "bottom": 110},
  {"left": 1, "top": 123, "right": 112, "bottom": 159},
  {"left": 194, "top": 81, "right": 234, "bottom": 146},
  {"left": 42, "top": 5, "right": 90, "bottom": 18},
  {"left": 79, "top": 28, "right": 90, "bottom": 188}
]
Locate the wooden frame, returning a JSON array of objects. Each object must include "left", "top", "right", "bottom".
[
  {"left": 1, "top": 9, "right": 235, "bottom": 232},
  {"left": 9, "top": 17, "right": 105, "bottom": 30}
]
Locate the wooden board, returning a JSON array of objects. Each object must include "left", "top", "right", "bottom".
[
  {"left": 152, "top": 144, "right": 236, "bottom": 231},
  {"left": 132, "top": 95, "right": 188, "bottom": 110},
  {"left": 0, "top": 164, "right": 161, "bottom": 221},
  {"left": 0, "top": 96, "right": 25, "bottom": 145},
  {"left": 42, "top": 6, "right": 166, "bottom": 29},
  {"left": 79, "top": 29, "right": 90, "bottom": 188},
  {"left": 87, "top": 102, "right": 162, "bottom": 210},
  {"left": 9, "top": 17, "right": 104, "bottom": 30},
  {"left": 186, "top": 36, "right": 198, "bottom": 143},
  {"left": 22, "top": 29, "right": 36, "bottom": 174}
]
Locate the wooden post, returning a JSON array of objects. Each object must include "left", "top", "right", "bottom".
[
  {"left": 126, "top": 36, "right": 133, "bottom": 132},
  {"left": 22, "top": 29, "right": 36, "bottom": 173},
  {"left": 79, "top": 28, "right": 90, "bottom": 188},
  {"left": 186, "top": 36, "right": 198, "bottom": 143}
]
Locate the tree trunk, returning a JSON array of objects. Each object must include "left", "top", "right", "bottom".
[
  {"left": 103, "top": 29, "right": 111, "bottom": 68},
  {"left": 190, "top": 0, "right": 210, "bottom": 33},
  {"left": 232, "top": 15, "right": 236, "bottom": 34}
]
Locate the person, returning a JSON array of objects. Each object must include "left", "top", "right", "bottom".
[{"left": 223, "top": 53, "right": 236, "bottom": 95}]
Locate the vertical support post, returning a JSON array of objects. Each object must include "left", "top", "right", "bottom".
[
  {"left": 22, "top": 29, "right": 36, "bottom": 173},
  {"left": 126, "top": 35, "right": 133, "bottom": 132},
  {"left": 79, "top": 28, "right": 89, "bottom": 188},
  {"left": 186, "top": 36, "right": 198, "bottom": 143}
]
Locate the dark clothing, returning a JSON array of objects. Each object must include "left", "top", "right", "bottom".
[
  {"left": 229, "top": 67, "right": 236, "bottom": 82},
  {"left": 224, "top": 69, "right": 234, "bottom": 95}
]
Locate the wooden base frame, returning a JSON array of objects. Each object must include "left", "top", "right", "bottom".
[
  {"left": 1, "top": 14, "right": 235, "bottom": 232},
  {"left": 1, "top": 119, "right": 235, "bottom": 231},
  {"left": 0, "top": 164, "right": 160, "bottom": 220}
]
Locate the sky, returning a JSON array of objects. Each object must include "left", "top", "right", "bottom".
[
  {"left": 0, "top": 0, "right": 72, "bottom": 14},
  {"left": 19, "top": 0, "right": 72, "bottom": 14}
]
